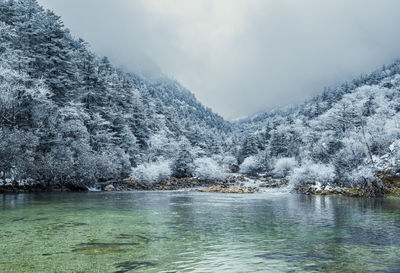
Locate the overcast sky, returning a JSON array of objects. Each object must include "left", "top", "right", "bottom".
[{"left": 38, "top": 0, "right": 400, "bottom": 120}]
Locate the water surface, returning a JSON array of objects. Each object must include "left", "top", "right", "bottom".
[{"left": 1, "top": 191, "right": 400, "bottom": 272}]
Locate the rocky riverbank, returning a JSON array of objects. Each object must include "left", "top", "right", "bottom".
[
  {"left": 97, "top": 175, "right": 290, "bottom": 194},
  {"left": 295, "top": 171, "right": 400, "bottom": 198},
  {"left": 0, "top": 176, "right": 248, "bottom": 194},
  {"left": 1, "top": 172, "right": 400, "bottom": 198},
  {"left": 199, "top": 185, "right": 257, "bottom": 194},
  {"left": 0, "top": 181, "right": 91, "bottom": 194},
  {"left": 102, "top": 177, "right": 227, "bottom": 191}
]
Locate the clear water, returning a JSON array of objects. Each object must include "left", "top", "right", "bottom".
[{"left": 1, "top": 191, "right": 400, "bottom": 272}]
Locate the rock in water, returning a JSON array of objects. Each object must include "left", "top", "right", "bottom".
[{"left": 104, "top": 184, "right": 115, "bottom": 191}]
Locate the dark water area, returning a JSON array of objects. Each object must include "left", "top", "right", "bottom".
[{"left": 1, "top": 191, "right": 400, "bottom": 272}]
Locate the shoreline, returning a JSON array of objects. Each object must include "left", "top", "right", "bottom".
[{"left": 1, "top": 174, "right": 400, "bottom": 198}]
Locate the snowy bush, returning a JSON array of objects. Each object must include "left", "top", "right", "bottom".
[
  {"left": 131, "top": 160, "right": 172, "bottom": 184},
  {"left": 273, "top": 157, "right": 297, "bottom": 177},
  {"left": 347, "top": 166, "right": 378, "bottom": 187},
  {"left": 391, "top": 140, "right": 400, "bottom": 162},
  {"left": 220, "top": 155, "right": 238, "bottom": 172},
  {"left": 240, "top": 156, "right": 261, "bottom": 175},
  {"left": 193, "top": 157, "right": 227, "bottom": 180},
  {"left": 222, "top": 155, "right": 237, "bottom": 165},
  {"left": 331, "top": 135, "right": 367, "bottom": 174},
  {"left": 289, "top": 161, "right": 336, "bottom": 186}
]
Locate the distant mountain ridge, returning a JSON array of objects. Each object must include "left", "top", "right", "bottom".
[{"left": 238, "top": 60, "right": 400, "bottom": 127}]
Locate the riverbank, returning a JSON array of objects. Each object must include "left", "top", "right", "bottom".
[
  {"left": 101, "top": 175, "right": 287, "bottom": 194},
  {"left": 0, "top": 177, "right": 225, "bottom": 194},
  {"left": 1, "top": 172, "right": 400, "bottom": 198},
  {"left": 88, "top": 172, "right": 400, "bottom": 198},
  {"left": 0, "top": 175, "right": 286, "bottom": 194},
  {"left": 295, "top": 171, "right": 400, "bottom": 198}
]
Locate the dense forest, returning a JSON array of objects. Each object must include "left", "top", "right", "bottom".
[
  {"left": 236, "top": 61, "right": 400, "bottom": 191},
  {"left": 0, "top": 0, "right": 233, "bottom": 188},
  {"left": 1, "top": 0, "right": 400, "bottom": 191}
]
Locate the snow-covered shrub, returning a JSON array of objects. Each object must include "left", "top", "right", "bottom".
[
  {"left": 240, "top": 155, "right": 261, "bottom": 175},
  {"left": 222, "top": 155, "right": 237, "bottom": 165},
  {"left": 289, "top": 161, "right": 336, "bottom": 186},
  {"left": 210, "top": 154, "right": 224, "bottom": 163},
  {"left": 332, "top": 135, "right": 367, "bottom": 174},
  {"left": 347, "top": 166, "right": 378, "bottom": 188},
  {"left": 193, "top": 157, "right": 227, "bottom": 180},
  {"left": 391, "top": 140, "right": 400, "bottom": 162},
  {"left": 131, "top": 160, "right": 172, "bottom": 184},
  {"left": 220, "top": 155, "right": 238, "bottom": 172},
  {"left": 273, "top": 157, "right": 297, "bottom": 177}
]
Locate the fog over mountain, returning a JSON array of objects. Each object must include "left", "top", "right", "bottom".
[{"left": 37, "top": 0, "right": 400, "bottom": 119}]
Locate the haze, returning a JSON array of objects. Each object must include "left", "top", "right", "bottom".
[{"left": 37, "top": 0, "right": 400, "bottom": 120}]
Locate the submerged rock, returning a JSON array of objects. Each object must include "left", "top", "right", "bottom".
[{"left": 113, "top": 261, "right": 156, "bottom": 273}]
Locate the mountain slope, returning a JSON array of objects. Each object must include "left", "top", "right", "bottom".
[
  {"left": 235, "top": 60, "right": 400, "bottom": 192},
  {"left": 1, "top": 0, "right": 400, "bottom": 194},
  {"left": 0, "top": 0, "right": 232, "bottom": 188}
]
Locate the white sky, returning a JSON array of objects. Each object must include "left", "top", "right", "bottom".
[{"left": 38, "top": 0, "right": 400, "bottom": 120}]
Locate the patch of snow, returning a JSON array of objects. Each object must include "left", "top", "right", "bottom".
[
  {"left": 87, "top": 185, "right": 102, "bottom": 192},
  {"left": 310, "top": 182, "right": 322, "bottom": 192},
  {"left": 389, "top": 142, "right": 395, "bottom": 152}
]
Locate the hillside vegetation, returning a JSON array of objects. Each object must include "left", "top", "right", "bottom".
[
  {"left": 0, "top": 0, "right": 232, "bottom": 189},
  {"left": 1, "top": 0, "right": 400, "bottom": 195},
  {"left": 236, "top": 61, "right": 400, "bottom": 195}
]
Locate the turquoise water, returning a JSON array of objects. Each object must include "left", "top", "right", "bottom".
[{"left": 1, "top": 191, "right": 400, "bottom": 272}]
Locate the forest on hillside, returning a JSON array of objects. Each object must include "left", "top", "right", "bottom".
[
  {"left": 236, "top": 62, "right": 400, "bottom": 191},
  {"left": 1, "top": 0, "right": 400, "bottom": 192},
  {"left": 0, "top": 0, "right": 234, "bottom": 189}
]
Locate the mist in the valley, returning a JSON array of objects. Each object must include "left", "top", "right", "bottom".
[{"left": 38, "top": 0, "right": 400, "bottom": 119}]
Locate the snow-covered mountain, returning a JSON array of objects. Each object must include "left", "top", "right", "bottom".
[
  {"left": 0, "top": 0, "right": 232, "bottom": 187},
  {"left": 235, "top": 61, "right": 400, "bottom": 189},
  {"left": 1, "top": 0, "right": 400, "bottom": 192}
]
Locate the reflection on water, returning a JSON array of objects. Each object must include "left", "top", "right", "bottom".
[{"left": 0, "top": 192, "right": 400, "bottom": 272}]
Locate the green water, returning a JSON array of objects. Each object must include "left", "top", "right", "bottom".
[{"left": 1, "top": 192, "right": 400, "bottom": 272}]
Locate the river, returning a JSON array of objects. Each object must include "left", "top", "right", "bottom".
[{"left": 1, "top": 191, "right": 400, "bottom": 272}]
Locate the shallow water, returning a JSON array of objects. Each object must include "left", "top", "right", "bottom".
[{"left": 1, "top": 191, "right": 400, "bottom": 272}]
